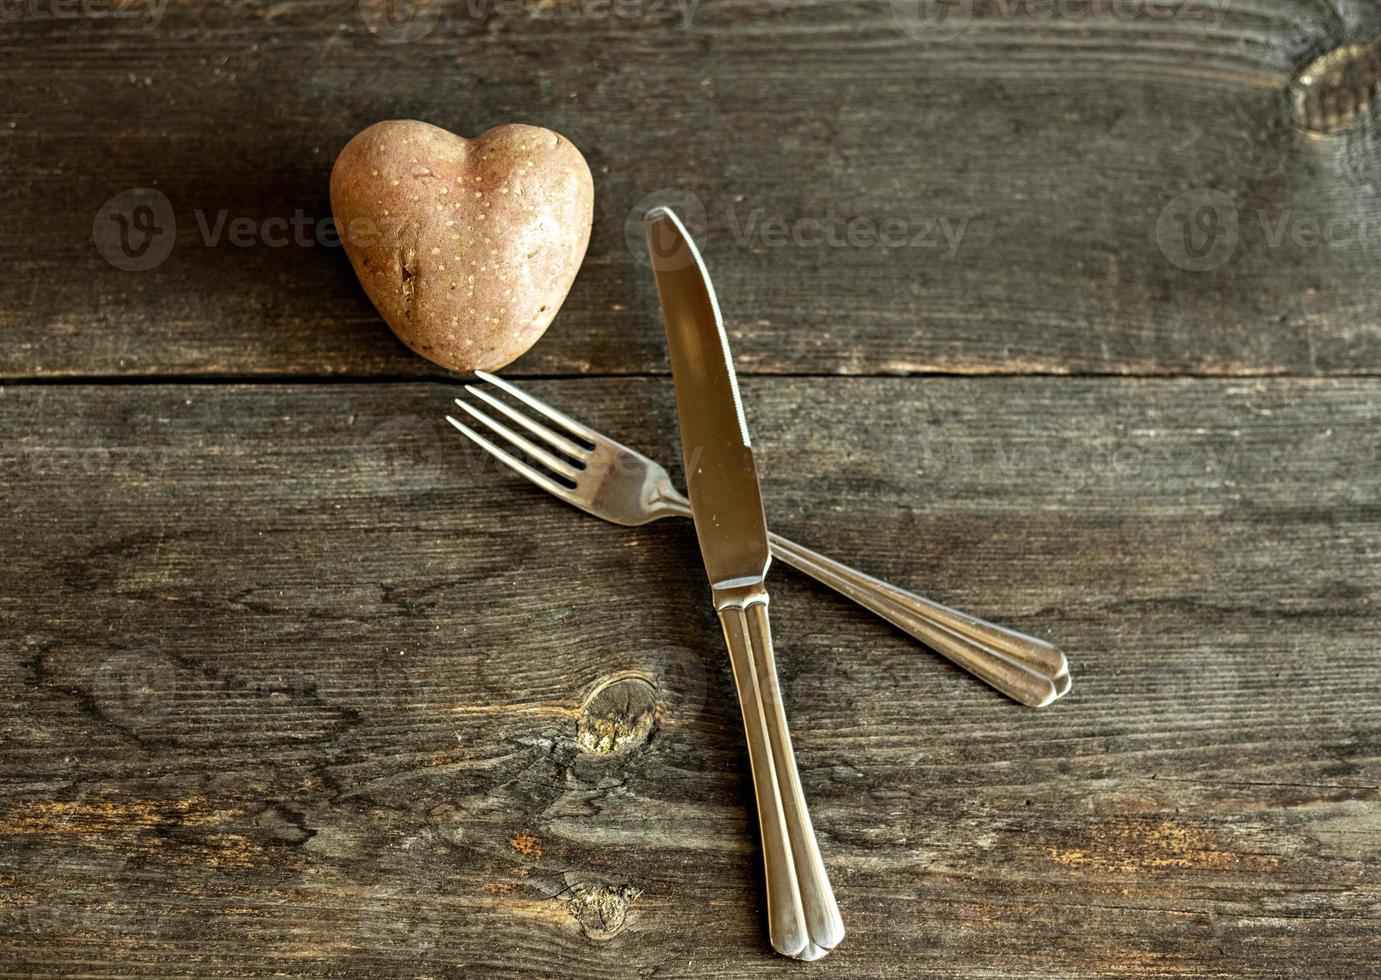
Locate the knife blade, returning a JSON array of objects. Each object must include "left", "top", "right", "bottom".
[
  {"left": 644, "top": 207, "right": 770, "bottom": 600},
  {"left": 645, "top": 206, "right": 844, "bottom": 961}
]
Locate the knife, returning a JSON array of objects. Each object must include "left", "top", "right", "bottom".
[{"left": 645, "top": 206, "right": 844, "bottom": 961}]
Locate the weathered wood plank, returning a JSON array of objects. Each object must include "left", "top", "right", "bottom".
[
  {"left": 1, "top": 377, "right": 1377, "bottom": 977},
  {"left": 3, "top": 3, "right": 1381, "bottom": 379}
]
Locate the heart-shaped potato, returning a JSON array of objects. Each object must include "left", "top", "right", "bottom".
[{"left": 331, "top": 119, "right": 593, "bottom": 372}]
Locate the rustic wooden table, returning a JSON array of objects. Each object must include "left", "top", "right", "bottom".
[{"left": 3, "top": 2, "right": 1379, "bottom": 977}]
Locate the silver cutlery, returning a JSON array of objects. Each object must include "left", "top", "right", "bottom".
[
  {"left": 446, "top": 374, "right": 1069, "bottom": 709},
  {"left": 646, "top": 205, "right": 841, "bottom": 959}
]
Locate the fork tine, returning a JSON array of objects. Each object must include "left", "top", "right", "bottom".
[
  {"left": 452, "top": 400, "right": 583, "bottom": 481},
  {"left": 466, "top": 386, "right": 591, "bottom": 461},
  {"left": 445, "top": 415, "right": 577, "bottom": 500},
  {"left": 474, "top": 370, "right": 599, "bottom": 444}
]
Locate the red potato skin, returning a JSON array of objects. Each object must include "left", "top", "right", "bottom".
[{"left": 330, "top": 119, "right": 594, "bottom": 373}]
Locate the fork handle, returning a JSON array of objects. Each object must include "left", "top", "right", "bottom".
[
  {"left": 766, "top": 532, "right": 1069, "bottom": 708},
  {"left": 719, "top": 596, "right": 843, "bottom": 961}
]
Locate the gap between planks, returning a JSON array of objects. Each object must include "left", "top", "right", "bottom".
[{"left": 6, "top": 369, "right": 1381, "bottom": 387}]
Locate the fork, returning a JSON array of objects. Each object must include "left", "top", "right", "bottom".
[{"left": 447, "top": 371, "right": 1070, "bottom": 707}]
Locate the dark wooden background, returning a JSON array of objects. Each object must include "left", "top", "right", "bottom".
[{"left": 2, "top": 1, "right": 1379, "bottom": 977}]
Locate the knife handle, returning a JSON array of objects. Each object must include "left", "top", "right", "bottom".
[
  {"left": 719, "top": 596, "right": 844, "bottom": 961},
  {"left": 766, "top": 532, "right": 1070, "bottom": 707}
]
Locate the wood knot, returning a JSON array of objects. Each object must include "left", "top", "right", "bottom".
[
  {"left": 576, "top": 674, "right": 657, "bottom": 757},
  {"left": 250, "top": 803, "right": 315, "bottom": 847},
  {"left": 566, "top": 882, "right": 640, "bottom": 941},
  {"left": 1289, "top": 40, "right": 1381, "bottom": 135}
]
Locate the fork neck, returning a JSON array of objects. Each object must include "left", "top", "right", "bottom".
[{"left": 653, "top": 482, "right": 694, "bottom": 519}]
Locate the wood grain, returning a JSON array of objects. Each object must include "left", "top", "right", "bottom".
[
  {"left": 4, "top": 0, "right": 1379, "bottom": 975},
  {"left": 1, "top": 378, "right": 1377, "bottom": 977},
  {"left": 3, "top": 1, "right": 1381, "bottom": 379}
]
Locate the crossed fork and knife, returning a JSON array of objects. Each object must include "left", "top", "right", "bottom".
[{"left": 445, "top": 208, "right": 1068, "bottom": 960}]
